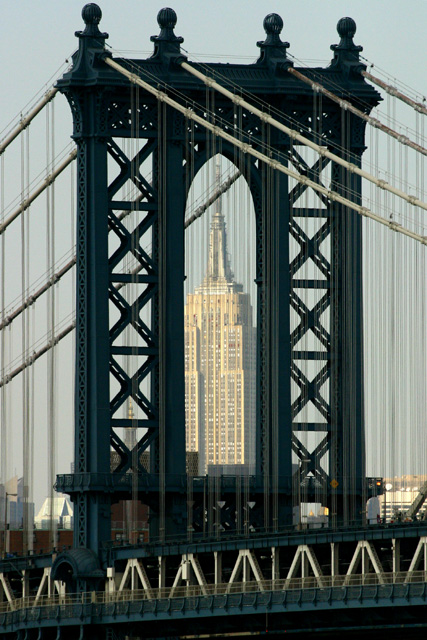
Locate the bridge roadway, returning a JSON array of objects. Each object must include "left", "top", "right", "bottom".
[
  {"left": 1, "top": 575, "right": 427, "bottom": 638},
  {"left": 1, "top": 519, "right": 427, "bottom": 573},
  {"left": 1, "top": 522, "right": 427, "bottom": 637}
]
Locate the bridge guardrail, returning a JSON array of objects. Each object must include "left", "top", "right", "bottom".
[{"left": 1, "top": 570, "right": 427, "bottom": 615}]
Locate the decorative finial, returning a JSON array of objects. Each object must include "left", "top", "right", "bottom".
[
  {"left": 257, "top": 13, "right": 290, "bottom": 70},
  {"left": 150, "top": 7, "right": 184, "bottom": 63},
  {"left": 76, "top": 3, "right": 108, "bottom": 40},
  {"left": 337, "top": 16, "right": 356, "bottom": 40},
  {"left": 157, "top": 7, "right": 178, "bottom": 31},
  {"left": 82, "top": 3, "right": 102, "bottom": 27},
  {"left": 331, "top": 17, "right": 362, "bottom": 54},
  {"left": 263, "top": 13, "right": 284, "bottom": 37},
  {"left": 151, "top": 7, "right": 183, "bottom": 44},
  {"left": 330, "top": 17, "right": 363, "bottom": 73}
]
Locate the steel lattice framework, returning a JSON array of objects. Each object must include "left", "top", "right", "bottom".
[{"left": 50, "top": 4, "right": 381, "bottom": 587}]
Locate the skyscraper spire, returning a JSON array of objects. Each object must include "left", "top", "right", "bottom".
[
  {"left": 215, "top": 157, "right": 222, "bottom": 216},
  {"left": 195, "top": 158, "right": 243, "bottom": 294}
]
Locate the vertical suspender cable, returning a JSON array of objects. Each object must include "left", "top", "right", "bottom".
[
  {"left": 0, "top": 150, "right": 6, "bottom": 545},
  {"left": 158, "top": 98, "right": 166, "bottom": 542},
  {"left": 129, "top": 82, "right": 135, "bottom": 543},
  {"left": 416, "top": 110, "right": 427, "bottom": 496},
  {"left": 46, "top": 99, "right": 57, "bottom": 551},
  {"left": 184, "top": 111, "right": 191, "bottom": 541},
  {"left": 70, "top": 156, "right": 76, "bottom": 472},
  {"left": 205, "top": 87, "right": 212, "bottom": 537},
  {"left": 389, "top": 91, "right": 397, "bottom": 508},
  {"left": 272, "top": 164, "right": 279, "bottom": 533},
  {"left": 26, "top": 125, "right": 33, "bottom": 553},
  {"left": 263, "top": 120, "right": 270, "bottom": 532},
  {"left": 21, "top": 125, "right": 32, "bottom": 553},
  {"left": 131, "top": 82, "right": 140, "bottom": 541},
  {"left": 302, "top": 135, "right": 309, "bottom": 520},
  {"left": 20, "top": 128, "right": 26, "bottom": 549}
]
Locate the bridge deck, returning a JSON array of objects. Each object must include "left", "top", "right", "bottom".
[{"left": 1, "top": 577, "right": 427, "bottom": 637}]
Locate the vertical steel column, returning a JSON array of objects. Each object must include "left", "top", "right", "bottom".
[
  {"left": 151, "top": 105, "right": 187, "bottom": 537},
  {"left": 259, "top": 160, "right": 293, "bottom": 527},
  {"left": 327, "top": 18, "right": 371, "bottom": 523},
  {"left": 61, "top": 7, "right": 112, "bottom": 553},
  {"left": 255, "top": 21, "right": 294, "bottom": 529},
  {"left": 328, "top": 20, "right": 368, "bottom": 527},
  {"left": 330, "top": 152, "right": 365, "bottom": 526}
]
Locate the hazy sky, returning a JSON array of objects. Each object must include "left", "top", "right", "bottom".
[
  {"left": 1, "top": 1, "right": 426, "bottom": 511},
  {"left": 1, "top": 1, "right": 426, "bottom": 129}
]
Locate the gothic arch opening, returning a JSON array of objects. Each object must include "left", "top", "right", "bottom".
[{"left": 184, "top": 154, "right": 257, "bottom": 478}]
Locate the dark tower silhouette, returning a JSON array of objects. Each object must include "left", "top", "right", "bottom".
[{"left": 52, "top": 5, "right": 381, "bottom": 591}]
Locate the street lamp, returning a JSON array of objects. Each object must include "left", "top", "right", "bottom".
[{"left": 384, "top": 483, "right": 393, "bottom": 523}]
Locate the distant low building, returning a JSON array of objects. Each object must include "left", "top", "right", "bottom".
[
  {"left": 34, "top": 495, "right": 73, "bottom": 530},
  {"left": 207, "top": 464, "right": 254, "bottom": 477},
  {"left": 378, "top": 475, "right": 427, "bottom": 521},
  {"left": 0, "top": 476, "right": 34, "bottom": 529}
]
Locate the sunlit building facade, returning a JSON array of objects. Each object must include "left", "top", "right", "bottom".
[{"left": 185, "top": 206, "right": 256, "bottom": 475}]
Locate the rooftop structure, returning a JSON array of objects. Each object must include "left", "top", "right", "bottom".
[{"left": 34, "top": 495, "right": 73, "bottom": 530}]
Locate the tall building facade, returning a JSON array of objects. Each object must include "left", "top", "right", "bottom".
[{"left": 185, "top": 201, "right": 256, "bottom": 475}]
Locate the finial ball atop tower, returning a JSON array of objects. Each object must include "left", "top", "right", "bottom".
[
  {"left": 263, "top": 13, "right": 283, "bottom": 35},
  {"left": 82, "top": 3, "right": 102, "bottom": 26},
  {"left": 337, "top": 17, "right": 356, "bottom": 39},
  {"left": 157, "top": 7, "right": 178, "bottom": 30}
]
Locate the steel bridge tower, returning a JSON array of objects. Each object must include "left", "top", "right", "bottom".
[{"left": 52, "top": 4, "right": 380, "bottom": 588}]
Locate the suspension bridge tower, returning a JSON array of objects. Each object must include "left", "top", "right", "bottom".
[{"left": 50, "top": 4, "right": 381, "bottom": 590}]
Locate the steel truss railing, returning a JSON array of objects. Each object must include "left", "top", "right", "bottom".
[{"left": 1, "top": 570, "right": 427, "bottom": 614}]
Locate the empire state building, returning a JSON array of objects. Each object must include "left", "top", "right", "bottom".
[{"left": 184, "top": 197, "right": 256, "bottom": 475}]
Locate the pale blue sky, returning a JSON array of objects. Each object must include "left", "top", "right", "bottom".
[{"left": 1, "top": 1, "right": 426, "bottom": 128}]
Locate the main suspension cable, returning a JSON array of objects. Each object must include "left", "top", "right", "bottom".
[
  {"left": 180, "top": 60, "right": 427, "bottom": 212},
  {"left": 185, "top": 168, "right": 241, "bottom": 227},
  {"left": 104, "top": 56, "right": 427, "bottom": 246},
  {"left": 0, "top": 88, "right": 58, "bottom": 156},
  {"left": 288, "top": 67, "right": 427, "bottom": 157},
  {"left": 0, "top": 256, "right": 76, "bottom": 332},
  {"left": 362, "top": 70, "right": 427, "bottom": 117},
  {"left": 0, "top": 147, "right": 77, "bottom": 236},
  {"left": 0, "top": 322, "right": 75, "bottom": 390}
]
